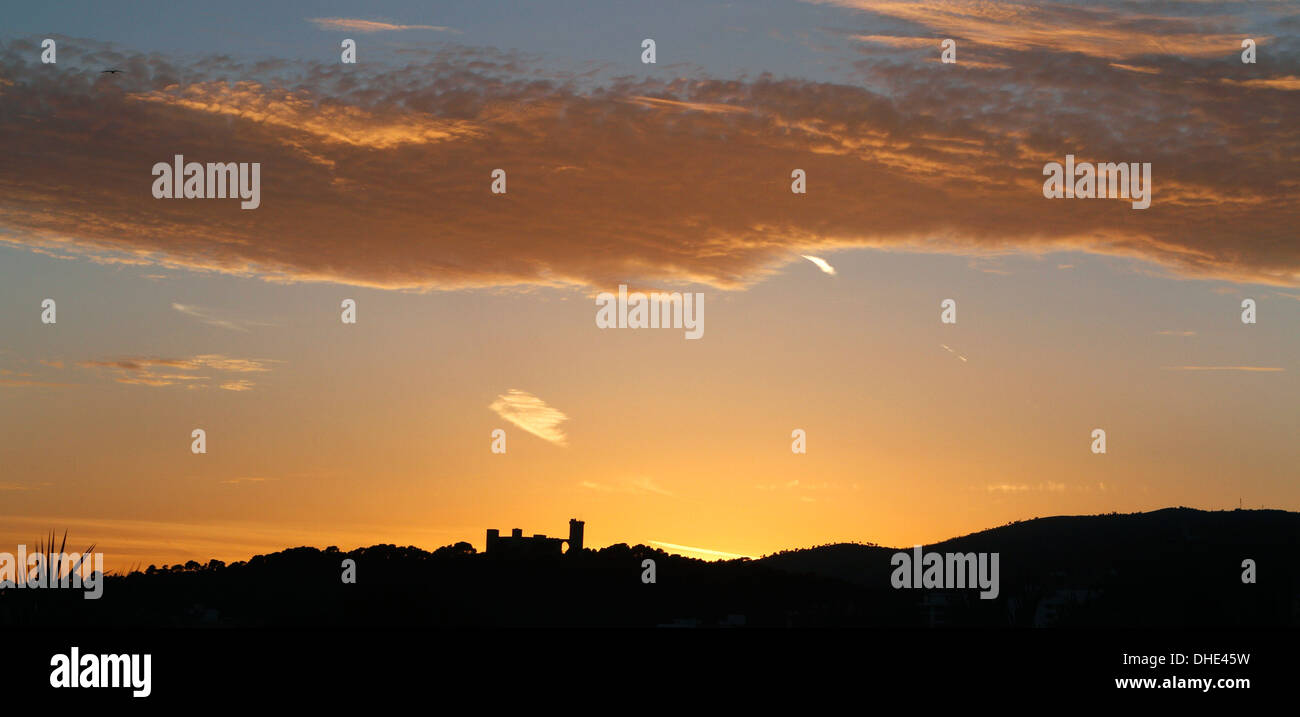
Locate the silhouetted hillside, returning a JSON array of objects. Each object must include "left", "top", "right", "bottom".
[
  {"left": 759, "top": 508, "right": 1300, "bottom": 626},
  {"left": 3, "top": 508, "right": 1295, "bottom": 628}
]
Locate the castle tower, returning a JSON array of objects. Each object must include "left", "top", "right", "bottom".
[{"left": 568, "top": 519, "right": 584, "bottom": 553}]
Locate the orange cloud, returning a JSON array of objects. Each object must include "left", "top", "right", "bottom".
[
  {"left": 307, "top": 18, "right": 456, "bottom": 33},
  {"left": 816, "top": 0, "right": 1268, "bottom": 59},
  {"left": 130, "top": 81, "right": 481, "bottom": 149},
  {"left": 490, "top": 390, "right": 569, "bottom": 446},
  {"left": 75, "top": 355, "right": 278, "bottom": 389},
  {"left": 0, "top": 36, "right": 1297, "bottom": 292},
  {"left": 1221, "top": 76, "right": 1300, "bottom": 91}
]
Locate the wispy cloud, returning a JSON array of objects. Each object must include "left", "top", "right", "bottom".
[
  {"left": 1110, "top": 63, "right": 1162, "bottom": 76},
  {"left": 308, "top": 18, "right": 457, "bottom": 33},
  {"left": 801, "top": 255, "right": 837, "bottom": 275},
  {"left": 755, "top": 479, "right": 839, "bottom": 499},
  {"left": 649, "top": 541, "right": 752, "bottom": 560},
  {"left": 850, "top": 35, "right": 938, "bottom": 49},
  {"left": 940, "top": 344, "right": 968, "bottom": 362},
  {"left": 171, "top": 303, "right": 274, "bottom": 332},
  {"left": 986, "top": 482, "right": 1066, "bottom": 493},
  {"left": 622, "top": 95, "right": 750, "bottom": 115},
  {"left": 580, "top": 476, "right": 675, "bottom": 497},
  {"left": 130, "top": 81, "right": 480, "bottom": 150},
  {"left": 1220, "top": 76, "right": 1300, "bottom": 92},
  {"left": 1161, "top": 366, "right": 1284, "bottom": 372},
  {"left": 0, "top": 378, "right": 76, "bottom": 388},
  {"left": 3, "top": 360, "right": 72, "bottom": 386},
  {"left": 76, "top": 354, "right": 279, "bottom": 389},
  {"left": 0, "top": 482, "right": 51, "bottom": 492},
  {"left": 817, "top": 0, "right": 1259, "bottom": 59},
  {"left": 489, "top": 389, "right": 569, "bottom": 446}
]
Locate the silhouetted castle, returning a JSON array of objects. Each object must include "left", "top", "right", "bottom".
[{"left": 485, "top": 519, "right": 584, "bottom": 558}]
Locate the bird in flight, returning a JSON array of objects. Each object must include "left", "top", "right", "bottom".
[{"left": 100, "top": 68, "right": 124, "bottom": 74}]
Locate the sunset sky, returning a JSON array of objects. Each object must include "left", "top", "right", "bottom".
[{"left": 2, "top": 0, "right": 1297, "bottom": 571}]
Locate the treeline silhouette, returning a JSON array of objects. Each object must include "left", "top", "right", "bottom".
[{"left": 2, "top": 508, "right": 1295, "bottom": 627}]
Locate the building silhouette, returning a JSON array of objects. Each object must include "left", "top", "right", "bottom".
[{"left": 485, "top": 519, "right": 584, "bottom": 558}]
